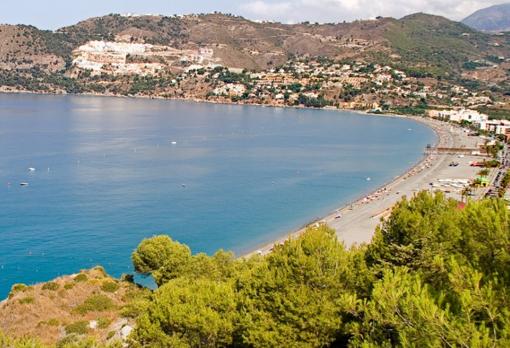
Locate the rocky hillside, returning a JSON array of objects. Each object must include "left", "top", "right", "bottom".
[
  {"left": 0, "top": 267, "right": 148, "bottom": 347},
  {"left": 462, "top": 3, "right": 510, "bottom": 33},
  {"left": 0, "top": 25, "right": 67, "bottom": 72}
]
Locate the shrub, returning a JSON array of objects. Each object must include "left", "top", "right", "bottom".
[
  {"left": 42, "top": 282, "right": 59, "bottom": 291},
  {"left": 65, "top": 321, "right": 89, "bottom": 335},
  {"left": 98, "top": 317, "right": 112, "bottom": 329},
  {"left": 47, "top": 318, "right": 60, "bottom": 326},
  {"left": 74, "top": 273, "right": 88, "bottom": 282},
  {"left": 9, "top": 283, "right": 29, "bottom": 298},
  {"left": 92, "top": 266, "right": 107, "bottom": 277},
  {"left": 19, "top": 296, "right": 35, "bottom": 305},
  {"left": 11, "top": 283, "right": 28, "bottom": 292},
  {"left": 38, "top": 318, "right": 59, "bottom": 327},
  {"left": 101, "top": 281, "right": 119, "bottom": 293},
  {"left": 120, "top": 274, "right": 134, "bottom": 283},
  {"left": 74, "top": 295, "right": 114, "bottom": 314},
  {"left": 64, "top": 282, "right": 75, "bottom": 290}
]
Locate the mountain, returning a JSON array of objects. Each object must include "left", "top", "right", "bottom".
[
  {"left": 0, "top": 12, "right": 507, "bottom": 75},
  {"left": 462, "top": 3, "right": 510, "bottom": 32},
  {"left": 0, "top": 12, "right": 509, "bottom": 106}
]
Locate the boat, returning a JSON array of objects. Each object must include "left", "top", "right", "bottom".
[
  {"left": 20, "top": 182, "right": 29, "bottom": 186},
  {"left": 28, "top": 167, "right": 35, "bottom": 172}
]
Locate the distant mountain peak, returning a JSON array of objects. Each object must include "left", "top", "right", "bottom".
[{"left": 462, "top": 3, "right": 510, "bottom": 32}]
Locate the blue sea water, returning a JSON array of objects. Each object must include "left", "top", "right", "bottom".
[{"left": 0, "top": 94, "right": 435, "bottom": 298}]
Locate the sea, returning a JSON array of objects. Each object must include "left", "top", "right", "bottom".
[{"left": 0, "top": 94, "right": 436, "bottom": 298}]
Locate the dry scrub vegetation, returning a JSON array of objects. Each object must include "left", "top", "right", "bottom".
[{"left": 0, "top": 267, "right": 148, "bottom": 346}]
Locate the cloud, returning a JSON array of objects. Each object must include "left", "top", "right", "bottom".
[
  {"left": 241, "top": 0, "right": 292, "bottom": 16},
  {"left": 238, "top": 0, "right": 507, "bottom": 23}
]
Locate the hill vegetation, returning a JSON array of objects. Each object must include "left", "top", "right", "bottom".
[
  {"left": 0, "top": 12, "right": 508, "bottom": 116},
  {"left": 0, "top": 267, "right": 148, "bottom": 347},
  {"left": 0, "top": 12, "right": 508, "bottom": 76},
  {"left": 2, "top": 191, "right": 510, "bottom": 347},
  {"left": 384, "top": 13, "right": 493, "bottom": 77}
]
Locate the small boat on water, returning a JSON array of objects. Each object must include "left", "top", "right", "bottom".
[
  {"left": 28, "top": 167, "right": 35, "bottom": 172},
  {"left": 20, "top": 182, "right": 29, "bottom": 186}
]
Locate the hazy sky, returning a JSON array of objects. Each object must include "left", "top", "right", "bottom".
[{"left": 0, "top": 0, "right": 507, "bottom": 29}]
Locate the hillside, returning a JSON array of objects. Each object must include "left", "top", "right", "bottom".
[
  {"left": 0, "top": 25, "right": 67, "bottom": 72},
  {"left": 463, "top": 3, "right": 510, "bottom": 32},
  {"left": 0, "top": 267, "right": 148, "bottom": 346},
  {"left": 0, "top": 13, "right": 508, "bottom": 75},
  {"left": 0, "top": 12, "right": 509, "bottom": 115},
  {"left": 384, "top": 13, "right": 496, "bottom": 75}
]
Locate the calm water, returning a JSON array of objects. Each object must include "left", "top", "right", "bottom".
[{"left": 0, "top": 94, "right": 435, "bottom": 297}]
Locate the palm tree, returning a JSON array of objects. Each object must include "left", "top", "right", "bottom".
[{"left": 461, "top": 186, "right": 472, "bottom": 203}]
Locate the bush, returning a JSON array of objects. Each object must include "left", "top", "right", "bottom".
[
  {"left": 38, "top": 318, "right": 59, "bottom": 327},
  {"left": 101, "top": 281, "right": 119, "bottom": 293},
  {"left": 483, "top": 159, "right": 500, "bottom": 168},
  {"left": 19, "top": 296, "right": 35, "bottom": 305},
  {"left": 9, "top": 283, "right": 28, "bottom": 298},
  {"left": 92, "top": 266, "right": 107, "bottom": 277},
  {"left": 74, "top": 273, "right": 88, "bottom": 283},
  {"left": 42, "top": 282, "right": 59, "bottom": 291},
  {"left": 65, "top": 321, "right": 89, "bottom": 335},
  {"left": 74, "top": 295, "right": 114, "bottom": 315},
  {"left": 64, "top": 283, "right": 75, "bottom": 290},
  {"left": 47, "top": 318, "right": 60, "bottom": 326},
  {"left": 120, "top": 274, "right": 134, "bottom": 283},
  {"left": 98, "top": 317, "right": 112, "bottom": 329}
]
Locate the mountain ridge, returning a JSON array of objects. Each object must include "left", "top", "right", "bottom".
[
  {"left": 0, "top": 12, "right": 509, "bottom": 116},
  {"left": 1, "top": 12, "right": 507, "bottom": 74},
  {"left": 462, "top": 3, "right": 510, "bottom": 32}
]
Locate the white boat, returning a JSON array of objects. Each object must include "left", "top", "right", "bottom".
[
  {"left": 20, "top": 182, "right": 29, "bottom": 186},
  {"left": 28, "top": 167, "right": 35, "bottom": 172},
  {"left": 171, "top": 141, "right": 177, "bottom": 145}
]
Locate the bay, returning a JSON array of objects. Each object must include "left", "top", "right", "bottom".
[{"left": 0, "top": 94, "right": 435, "bottom": 298}]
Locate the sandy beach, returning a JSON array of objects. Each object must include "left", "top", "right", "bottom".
[{"left": 246, "top": 117, "right": 491, "bottom": 256}]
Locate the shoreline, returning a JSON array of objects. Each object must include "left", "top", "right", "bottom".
[
  {"left": 0, "top": 88, "right": 411, "bottom": 119},
  {"left": 243, "top": 116, "right": 445, "bottom": 257}
]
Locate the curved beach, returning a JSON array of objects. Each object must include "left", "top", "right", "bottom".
[{"left": 246, "top": 116, "right": 486, "bottom": 256}]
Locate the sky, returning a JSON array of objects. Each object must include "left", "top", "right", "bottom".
[{"left": 0, "top": 0, "right": 507, "bottom": 29}]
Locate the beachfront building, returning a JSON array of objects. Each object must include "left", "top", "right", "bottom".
[
  {"left": 479, "top": 119, "right": 510, "bottom": 140},
  {"left": 429, "top": 109, "right": 489, "bottom": 124}
]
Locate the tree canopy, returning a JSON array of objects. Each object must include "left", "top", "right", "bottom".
[{"left": 4, "top": 191, "right": 510, "bottom": 347}]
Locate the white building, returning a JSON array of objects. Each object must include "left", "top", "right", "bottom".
[
  {"left": 479, "top": 119, "right": 510, "bottom": 136},
  {"left": 213, "top": 83, "right": 246, "bottom": 97},
  {"left": 430, "top": 109, "right": 488, "bottom": 124}
]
